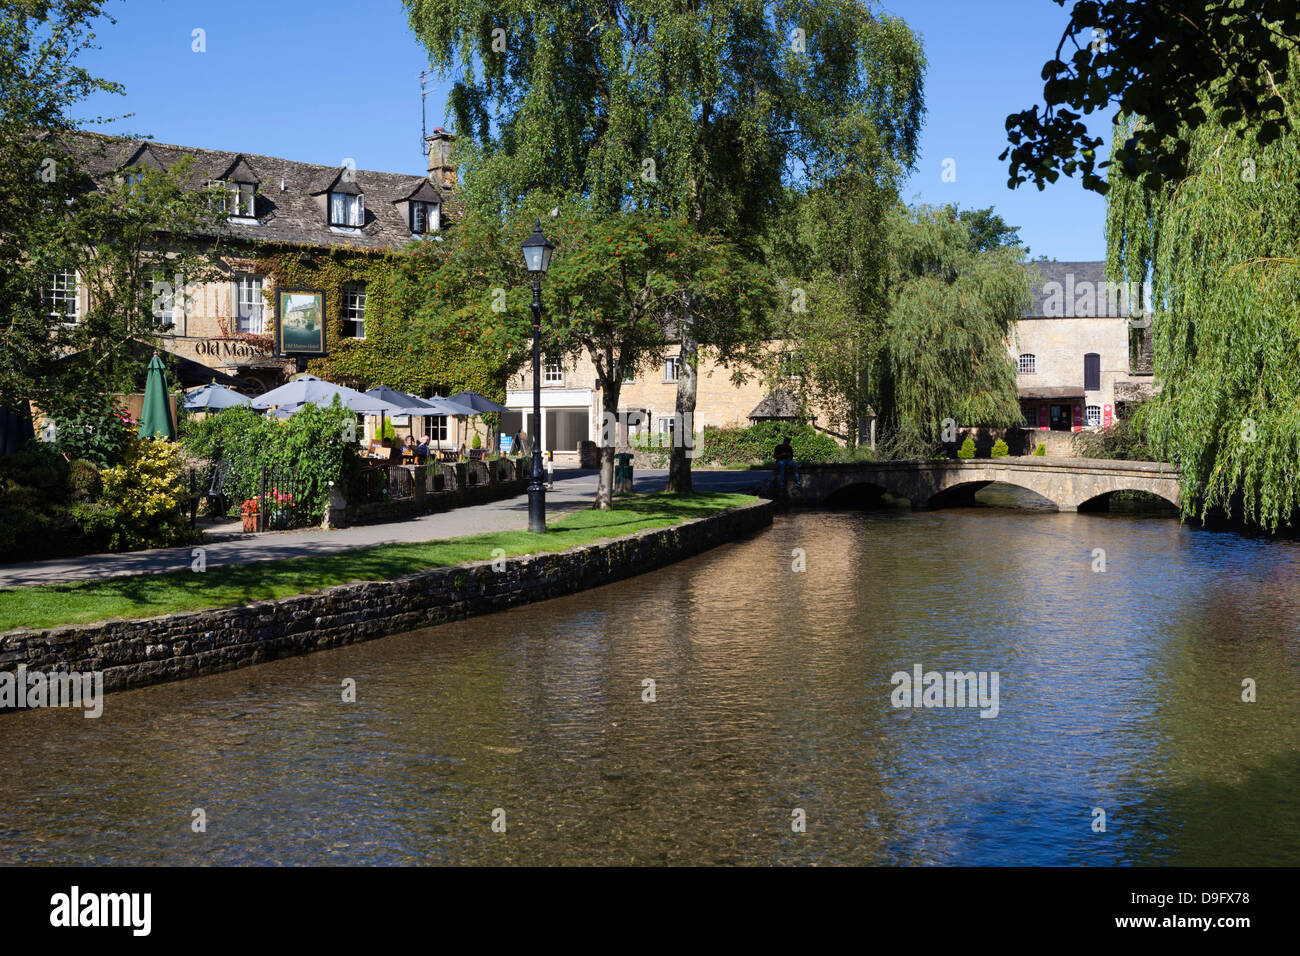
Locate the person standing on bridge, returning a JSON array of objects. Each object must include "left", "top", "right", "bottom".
[{"left": 774, "top": 434, "right": 800, "bottom": 487}]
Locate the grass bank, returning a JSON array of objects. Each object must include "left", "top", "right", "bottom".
[{"left": 0, "top": 492, "right": 756, "bottom": 632}]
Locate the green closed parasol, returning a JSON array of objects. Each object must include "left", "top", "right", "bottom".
[{"left": 138, "top": 353, "right": 177, "bottom": 439}]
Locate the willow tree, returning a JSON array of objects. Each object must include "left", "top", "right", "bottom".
[
  {"left": 1107, "top": 53, "right": 1300, "bottom": 530},
  {"left": 404, "top": 0, "right": 924, "bottom": 490},
  {"left": 878, "top": 205, "right": 1028, "bottom": 449}
]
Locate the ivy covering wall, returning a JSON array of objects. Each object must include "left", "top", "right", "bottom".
[{"left": 248, "top": 243, "right": 503, "bottom": 401}]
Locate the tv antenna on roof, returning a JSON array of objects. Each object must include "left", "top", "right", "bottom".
[{"left": 420, "top": 70, "right": 435, "bottom": 158}]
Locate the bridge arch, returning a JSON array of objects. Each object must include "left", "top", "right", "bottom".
[
  {"left": 1074, "top": 486, "right": 1180, "bottom": 513},
  {"left": 924, "top": 479, "right": 1059, "bottom": 510}
]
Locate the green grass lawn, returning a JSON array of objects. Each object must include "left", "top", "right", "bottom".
[{"left": 0, "top": 492, "right": 757, "bottom": 633}]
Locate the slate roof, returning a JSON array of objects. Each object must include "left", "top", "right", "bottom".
[
  {"left": 747, "top": 388, "right": 804, "bottom": 420},
  {"left": 1024, "top": 260, "right": 1149, "bottom": 319},
  {"left": 51, "top": 130, "right": 460, "bottom": 252},
  {"left": 1023, "top": 261, "right": 1107, "bottom": 317}
]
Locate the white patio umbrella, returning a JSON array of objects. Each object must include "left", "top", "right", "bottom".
[{"left": 250, "top": 375, "right": 404, "bottom": 415}]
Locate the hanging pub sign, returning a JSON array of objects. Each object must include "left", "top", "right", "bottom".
[
  {"left": 1072, "top": 403, "right": 1083, "bottom": 431},
  {"left": 1104, "top": 404, "right": 1113, "bottom": 428},
  {"left": 275, "top": 288, "right": 327, "bottom": 357}
]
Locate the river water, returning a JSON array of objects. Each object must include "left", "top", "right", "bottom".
[{"left": 2, "top": 497, "right": 1298, "bottom": 865}]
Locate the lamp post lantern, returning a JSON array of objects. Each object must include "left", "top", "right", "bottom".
[{"left": 521, "top": 219, "right": 554, "bottom": 533}]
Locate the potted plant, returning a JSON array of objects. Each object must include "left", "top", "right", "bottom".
[{"left": 240, "top": 497, "right": 260, "bottom": 532}]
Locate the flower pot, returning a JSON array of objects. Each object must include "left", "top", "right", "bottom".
[{"left": 242, "top": 515, "right": 258, "bottom": 532}]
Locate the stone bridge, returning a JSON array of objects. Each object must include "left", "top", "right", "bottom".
[{"left": 773, "top": 458, "right": 1181, "bottom": 512}]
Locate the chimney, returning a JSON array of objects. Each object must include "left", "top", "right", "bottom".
[{"left": 426, "top": 127, "right": 457, "bottom": 189}]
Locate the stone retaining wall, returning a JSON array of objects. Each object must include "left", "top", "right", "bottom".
[{"left": 0, "top": 500, "right": 773, "bottom": 702}]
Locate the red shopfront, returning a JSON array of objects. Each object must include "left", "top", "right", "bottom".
[{"left": 1021, "top": 386, "right": 1086, "bottom": 432}]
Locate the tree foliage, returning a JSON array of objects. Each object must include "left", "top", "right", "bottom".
[
  {"left": 1004, "top": 0, "right": 1300, "bottom": 193},
  {"left": 405, "top": 0, "right": 925, "bottom": 489},
  {"left": 1107, "top": 49, "right": 1300, "bottom": 530}
]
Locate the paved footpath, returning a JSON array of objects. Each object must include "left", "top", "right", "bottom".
[{"left": 0, "top": 468, "right": 765, "bottom": 588}]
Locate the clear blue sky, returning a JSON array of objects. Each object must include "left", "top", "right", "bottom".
[{"left": 75, "top": 0, "right": 1109, "bottom": 260}]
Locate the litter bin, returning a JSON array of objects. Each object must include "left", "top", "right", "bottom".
[
  {"left": 578, "top": 439, "right": 600, "bottom": 469},
  {"left": 614, "top": 452, "right": 634, "bottom": 493}
]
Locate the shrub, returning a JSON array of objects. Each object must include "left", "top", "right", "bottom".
[
  {"left": 101, "top": 438, "right": 190, "bottom": 550},
  {"left": 68, "top": 459, "right": 103, "bottom": 501},
  {"left": 957, "top": 436, "right": 976, "bottom": 458},
  {"left": 180, "top": 401, "right": 359, "bottom": 521},
  {"left": 699, "top": 421, "right": 838, "bottom": 465},
  {"left": 52, "top": 392, "right": 136, "bottom": 468},
  {"left": 0, "top": 443, "right": 68, "bottom": 507},
  {"left": 471, "top": 432, "right": 482, "bottom": 449},
  {"left": 1033, "top": 442, "right": 1046, "bottom": 456},
  {"left": 990, "top": 438, "right": 1009, "bottom": 458},
  {"left": 1075, "top": 415, "right": 1152, "bottom": 461}
]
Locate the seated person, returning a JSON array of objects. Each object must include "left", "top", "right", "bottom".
[
  {"left": 416, "top": 435, "right": 429, "bottom": 462},
  {"left": 773, "top": 434, "right": 800, "bottom": 485}
]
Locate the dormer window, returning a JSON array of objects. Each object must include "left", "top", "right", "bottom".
[
  {"left": 411, "top": 200, "right": 439, "bottom": 234},
  {"left": 124, "top": 170, "right": 145, "bottom": 193},
  {"left": 210, "top": 180, "right": 255, "bottom": 218},
  {"left": 228, "top": 182, "right": 255, "bottom": 218},
  {"left": 330, "top": 191, "right": 364, "bottom": 227}
]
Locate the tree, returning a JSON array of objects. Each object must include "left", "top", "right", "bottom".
[
  {"left": 1003, "top": 0, "right": 1300, "bottom": 193},
  {"left": 0, "top": 0, "right": 122, "bottom": 412},
  {"left": 40, "top": 153, "right": 228, "bottom": 420},
  {"left": 1107, "top": 48, "right": 1300, "bottom": 530},
  {"left": 405, "top": 0, "right": 925, "bottom": 491},
  {"left": 0, "top": 2, "right": 226, "bottom": 426},
  {"left": 404, "top": 206, "right": 772, "bottom": 508},
  {"left": 878, "top": 205, "right": 1028, "bottom": 447},
  {"left": 954, "top": 205, "right": 1024, "bottom": 254},
  {"left": 776, "top": 200, "right": 1027, "bottom": 454}
]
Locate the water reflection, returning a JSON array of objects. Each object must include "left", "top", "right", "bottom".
[{"left": 1, "top": 507, "right": 1297, "bottom": 865}]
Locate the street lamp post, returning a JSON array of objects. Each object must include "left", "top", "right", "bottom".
[{"left": 521, "top": 219, "right": 554, "bottom": 533}]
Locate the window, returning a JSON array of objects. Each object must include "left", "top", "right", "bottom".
[
  {"left": 43, "top": 270, "right": 78, "bottom": 325},
  {"left": 542, "top": 362, "right": 563, "bottom": 384},
  {"left": 124, "top": 170, "right": 145, "bottom": 193},
  {"left": 227, "top": 182, "right": 255, "bottom": 218},
  {"left": 658, "top": 416, "right": 676, "bottom": 441},
  {"left": 343, "top": 284, "right": 367, "bottom": 339},
  {"left": 1083, "top": 352, "right": 1101, "bottom": 391},
  {"left": 616, "top": 360, "right": 635, "bottom": 383},
  {"left": 210, "top": 180, "right": 253, "bottom": 217},
  {"left": 1022, "top": 406, "right": 1037, "bottom": 429},
  {"left": 1085, "top": 404, "right": 1102, "bottom": 427},
  {"left": 152, "top": 270, "right": 182, "bottom": 330},
  {"left": 330, "top": 191, "right": 364, "bottom": 227},
  {"left": 664, "top": 356, "right": 680, "bottom": 382},
  {"left": 779, "top": 351, "right": 801, "bottom": 379},
  {"left": 429, "top": 415, "right": 448, "bottom": 442},
  {"left": 1018, "top": 353, "right": 1036, "bottom": 374},
  {"left": 411, "top": 201, "right": 439, "bottom": 234},
  {"left": 235, "top": 275, "right": 264, "bottom": 334}
]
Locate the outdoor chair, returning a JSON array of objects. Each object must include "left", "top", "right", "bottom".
[
  {"left": 205, "top": 461, "right": 229, "bottom": 519},
  {"left": 468, "top": 448, "right": 485, "bottom": 461},
  {"left": 439, "top": 450, "right": 458, "bottom": 463}
]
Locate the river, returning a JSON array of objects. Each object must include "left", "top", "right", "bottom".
[{"left": 2, "top": 497, "right": 1298, "bottom": 865}]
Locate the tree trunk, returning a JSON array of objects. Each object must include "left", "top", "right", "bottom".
[
  {"left": 668, "top": 317, "right": 697, "bottom": 493},
  {"left": 594, "top": 376, "right": 618, "bottom": 510}
]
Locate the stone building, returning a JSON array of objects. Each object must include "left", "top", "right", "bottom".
[
  {"left": 48, "top": 128, "right": 461, "bottom": 395},
  {"left": 1012, "top": 260, "right": 1153, "bottom": 432},
  {"left": 502, "top": 345, "right": 836, "bottom": 455}
]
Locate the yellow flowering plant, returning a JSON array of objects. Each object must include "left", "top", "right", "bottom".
[{"left": 100, "top": 438, "right": 190, "bottom": 551}]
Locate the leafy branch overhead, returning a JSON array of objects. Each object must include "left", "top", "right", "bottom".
[{"left": 1004, "top": 0, "right": 1300, "bottom": 193}]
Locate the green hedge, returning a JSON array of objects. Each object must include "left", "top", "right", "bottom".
[
  {"left": 181, "top": 401, "right": 359, "bottom": 521},
  {"left": 699, "top": 421, "right": 839, "bottom": 465}
]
